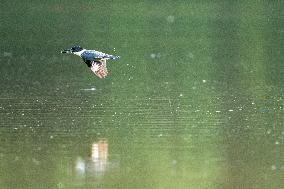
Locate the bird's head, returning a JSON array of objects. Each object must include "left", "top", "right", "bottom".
[{"left": 61, "top": 46, "right": 84, "bottom": 54}]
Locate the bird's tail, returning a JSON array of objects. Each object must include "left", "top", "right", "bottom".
[{"left": 104, "top": 55, "right": 120, "bottom": 60}]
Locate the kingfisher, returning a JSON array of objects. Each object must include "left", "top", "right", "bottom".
[{"left": 61, "top": 46, "right": 120, "bottom": 78}]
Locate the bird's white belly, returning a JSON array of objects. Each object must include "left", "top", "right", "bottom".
[{"left": 91, "top": 63, "right": 99, "bottom": 72}]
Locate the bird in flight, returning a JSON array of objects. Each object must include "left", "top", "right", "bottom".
[{"left": 61, "top": 46, "right": 120, "bottom": 78}]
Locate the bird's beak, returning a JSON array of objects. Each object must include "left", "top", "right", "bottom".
[{"left": 61, "top": 49, "right": 72, "bottom": 54}]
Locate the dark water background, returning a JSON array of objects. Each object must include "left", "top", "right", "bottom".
[{"left": 0, "top": 1, "right": 283, "bottom": 188}]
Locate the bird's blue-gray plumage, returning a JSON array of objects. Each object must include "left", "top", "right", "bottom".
[
  {"left": 61, "top": 45, "right": 120, "bottom": 67},
  {"left": 81, "top": 50, "right": 120, "bottom": 64},
  {"left": 61, "top": 45, "right": 120, "bottom": 78}
]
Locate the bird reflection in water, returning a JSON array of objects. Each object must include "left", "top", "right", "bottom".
[{"left": 75, "top": 138, "right": 108, "bottom": 176}]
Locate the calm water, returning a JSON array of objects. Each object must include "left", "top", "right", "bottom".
[{"left": 0, "top": 1, "right": 283, "bottom": 189}]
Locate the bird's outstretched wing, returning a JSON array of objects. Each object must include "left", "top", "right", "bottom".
[
  {"left": 88, "top": 50, "right": 120, "bottom": 60},
  {"left": 90, "top": 59, "right": 108, "bottom": 78}
]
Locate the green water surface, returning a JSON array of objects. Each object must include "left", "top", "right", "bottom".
[{"left": 0, "top": 1, "right": 283, "bottom": 189}]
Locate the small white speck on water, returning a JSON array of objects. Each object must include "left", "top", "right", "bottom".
[
  {"left": 57, "top": 182, "right": 64, "bottom": 189},
  {"left": 150, "top": 53, "right": 161, "bottom": 59},
  {"left": 216, "top": 110, "right": 221, "bottom": 113},
  {"left": 188, "top": 52, "right": 194, "bottom": 59},
  {"left": 179, "top": 93, "right": 183, "bottom": 97},
  {"left": 228, "top": 109, "right": 234, "bottom": 112},
  {"left": 14, "top": 127, "right": 18, "bottom": 130},
  {"left": 81, "top": 87, "right": 96, "bottom": 91},
  {"left": 50, "top": 135, "right": 54, "bottom": 139},
  {"left": 158, "top": 134, "right": 163, "bottom": 137},
  {"left": 275, "top": 141, "right": 279, "bottom": 145},
  {"left": 3, "top": 52, "right": 12, "bottom": 57},
  {"left": 252, "top": 102, "right": 255, "bottom": 105},
  {"left": 113, "top": 47, "right": 116, "bottom": 52},
  {"left": 271, "top": 165, "right": 277, "bottom": 170},
  {"left": 32, "top": 158, "right": 40, "bottom": 165},
  {"left": 166, "top": 15, "right": 175, "bottom": 23},
  {"left": 21, "top": 113, "right": 25, "bottom": 116},
  {"left": 202, "top": 80, "right": 207, "bottom": 83}
]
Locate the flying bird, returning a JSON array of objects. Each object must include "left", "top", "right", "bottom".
[{"left": 61, "top": 46, "right": 120, "bottom": 78}]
